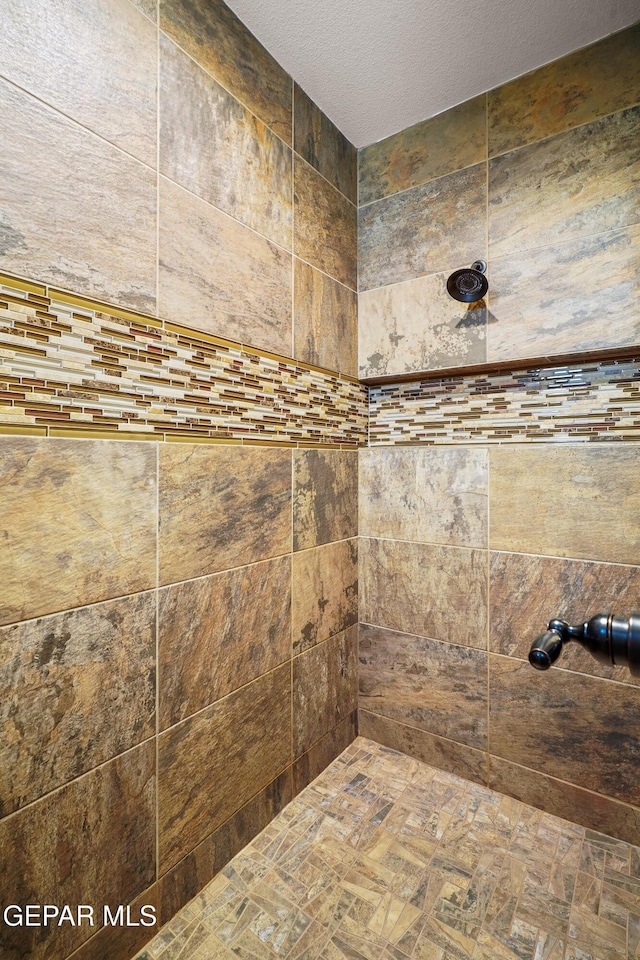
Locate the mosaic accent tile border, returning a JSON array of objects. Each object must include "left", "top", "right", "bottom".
[
  {"left": 0, "top": 273, "right": 367, "bottom": 446},
  {"left": 369, "top": 360, "right": 640, "bottom": 445}
]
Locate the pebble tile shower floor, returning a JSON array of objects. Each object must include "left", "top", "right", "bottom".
[{"left": 134, "top": 738, "right": 640, "bottom": 960}]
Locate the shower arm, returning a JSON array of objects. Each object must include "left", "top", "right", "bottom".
[{"left": 528, "top": 612, "right": 640, "bottom": 676}]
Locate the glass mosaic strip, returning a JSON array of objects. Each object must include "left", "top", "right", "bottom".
[
  {"left": 0, "top": 275, "right": 367, "bottom": 446},
  {"left": 368, "top": 361, "right": 640, "bottom": 445}
]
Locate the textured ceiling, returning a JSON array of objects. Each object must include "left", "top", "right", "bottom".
[{"left": 224, "top": 0, "right": 639, "bottom": 147}]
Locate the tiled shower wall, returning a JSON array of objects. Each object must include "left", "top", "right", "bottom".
[
  {"left": 357, "top": 21, "right": 640, "bottom": 850},
  {"left": 0, "top": 439, "right": 359, "bottom": 960},
  {"left": 0, "top": 2, "right": 360, "bottom": 959},
  {"left": 358, "top": 22, "right": 640, "bottom": 376}
]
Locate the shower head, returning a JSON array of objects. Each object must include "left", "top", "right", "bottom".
[
  {"left": 529, "top": 629, "right": 564, "bottom": 670},
  {"left": 528, "top": 612, "right": 640, "bottom": 676},
  {"left": 446, "top": 260, "right": 488, "bottom": 303}
]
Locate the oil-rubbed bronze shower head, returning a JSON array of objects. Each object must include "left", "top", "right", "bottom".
[
  {"left": 446, "top": 260, "right": 488, "bottom": 303},
  {"left": 529, "top": 612, "right": 640, "bottom": 676}
]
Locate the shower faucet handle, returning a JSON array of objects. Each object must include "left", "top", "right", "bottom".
[{"left": 529, "top": 612, "right": 640, "bottom": 676}]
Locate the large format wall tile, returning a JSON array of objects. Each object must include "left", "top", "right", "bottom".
[
  {"left": 0, "top": 593, "right": 156, "bottom": 817},
  {"left": 359, "top": 95, "right": 487, "bottom": 205},
  {"left": 293, "top": 259, "right": 358, "bottom": 375},
  {"left": 0, "top": 742, "right": 155, "bottom": 960},
  {"left": 1, "top": 0, "right": 157, "bottom": 167},
  {"left": 489, "top": 444, "right": 640, "bottom": 565},
  {"left": 159, "top": 444, "right": 291, "bottom": 586},
  {"left": 359, "top": 163, "right": 486, "bottom": 291},
  {"left": 293, "top": 449, "right": 358, "bottom": 551},
  {"left": 0, "top": 79, "right": 157, "bottom": 312},
  {"left": 490, "top": 551, "right": 640, "bottom": 683},
  {"left": 158, "top": 177, "right": 292, "bottom": 356},
  {"left": 358, "top": 270, "right": 487, "bottom": 377},
  {"left": 292, "top": 538, "right": 358, "bottom": 654},
  {"left": 0, "top": 438, "right": 157, "bottom": 626},
  {"left": 489, "top": 107, "right": 640, "bottom": 260},
  {"left": 66, "top": 886, "right": 159, "bottom": 960},
  {"left": 359, "top": 710, "right": 488, "bottom": 787},
  {"left": 360, "top": 538, "right": 488, "bottom": 649},
  {"left": 294, "top": 84, "right": 357, "bottom": 203},
  {"left": 158, "top": 664, "right": 291, "bottom": 873},
  {"left": 294, "top": 158, "right": 357, "bottom": 290},
  {"left": 159, "top": 0, "right": 292, "bottom": 145},
  {"left": 488, "top": 23, "right": 640, "bottom": 156},
  {"left": 160, "top": 35, "right": 292, "bottom": 249},
  {"left": 359, "top": 624, "right": 488, "bottom": 749},
  {"left": 489, "top": 224, "right": 640, "bottom": 360},
  {"left": 490, "top": 656, "right": 640, "bottom": 806},
  {"left": 293, "top": 625, "right": 358, "bottom": 757},
  {"left": 359, "top": 447, "right": 488, "bottom": 547},
  {"left": 489, "top": 755, "right": 640, "bottom": 848},
  {"left": 158, "top": 555, "right": 291, "bottom": 729},
  {"left": 132, "top": 0, "right": 157, "bottom": 19},
  {"left": 158, "top": 770, "right": 292, "bottom": 923},
  {"left": 293, "top": 711, "right": 357, "bottom": 794}
]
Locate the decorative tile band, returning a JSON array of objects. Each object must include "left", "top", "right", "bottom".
[
  {"left": 368, "top": 360, "right": 640, "bottom": 445},
  {"left": 0, "top": 273, "right": 367, "bottom": 446}
]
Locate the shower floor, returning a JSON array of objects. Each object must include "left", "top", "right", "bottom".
[{"left": 134, "top": 737, "right": 639, "bottom": 960}]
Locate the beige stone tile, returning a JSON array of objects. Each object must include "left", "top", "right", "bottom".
[
  {"left": 351, "top": 722, "right": 482, "bottom": 803},
  {"left": 359, "top": 447, "right": 488, "bottom": 548},
  {"left": 132, "top": 0, "right": 157, "bottom": 19},
  {"left": 160, "top": 0, "right": 292, "bottom": 145},
  {"left": 158, "top": 443, "right": 291, "bottom": 585},
  {"left": 2, "top": 0, "right": 157, "bottom": 166},
  {"left": 489, "top": 225, "right": 640, "bottom": 360},
  {"left": 489, "top": 655, "right": 640, "bottom": 806},
  {"left": 292, "top": 538, "right": 358, "bottom": 654},
  {"left": 0, "top": 78, "right": 157, "bottom": 312},
  {"left": 568, "top": 903, "right": 627, "bottom": 959},
  {"left": 293, "top": 712, "right": 358, "bottom": 795},
  {"left": 359, "top": 270, "right": 487, "bottom": 377},
  {"left": 0, "top": 742, "right": 155, "bottom": 960},
  {"left": 158, "top": 664, "right": 291, "bottom": 873},
  {"left": 0, "top": 437, "right": 157, "bottom": 626},
  {"left": 359, "top": 95, "right": 487, "bottom": 205},
  {"left": 293, "top": 625, "right": 358, "bottom": 757},
  {"left": 489, "top": 107, "right": 640, "bottom": 260},
  {"left": 489, "top": 444, "right": 640, "bottom": 564},
  {"left": 489, "top": 551, "right": 640, "bottom": 683},
  {"left": 360, "top": 538, "right": 488, "bottom": 650},
  {"left": 160, "top": 35, "right": 292, "bottom": 249},
  {"left": 294, "top": 84, "right": 357, "bottom": 203},
  {"left": 293, "top": 449, "right": 358, "bottom": 552},
  {"left": 294, "top": 259, "right": 358, "bottom": 375},
  {"left": 159, "top": 555, "right": 291, "bottom": 729},
  {"left": 294, "top": 158, "right": 357, "bottom": 290},
  {"left": 158, "top": 176, "right": 292, "bottom": 356},
  {"left": 359, "top": 624, "right": 488, "bottom": 750},
  {"left": 158, "top": 771, "right": 291, "bottom": 923},
  {"left": 359, "top": 163, "right": 486, "bottom": 292},
  {"left": 0, "top": 593, "right": 156, "bottom": 816},
  {"left": 489, "top": 23, "right": 640, "bottom": 156}
]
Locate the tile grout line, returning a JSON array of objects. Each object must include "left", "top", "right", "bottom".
[{"left": 359, "top": 99, "right": 640, "bottom": 213}]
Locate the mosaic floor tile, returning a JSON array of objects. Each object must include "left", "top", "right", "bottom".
[{"left": 134, "top": 737, "right": 637, "bottom": 960}]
